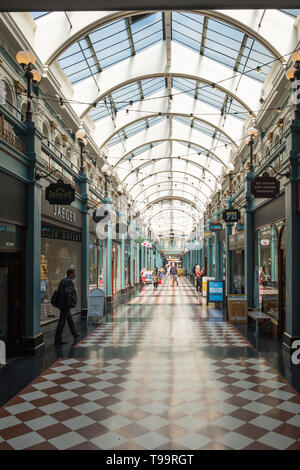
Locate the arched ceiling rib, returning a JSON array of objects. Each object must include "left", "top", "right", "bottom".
[
  {"left": 121, "top": 156, "right": 219, "bottom": 185},
  {"left": 133, "top": 180, "right": 209, "bottom": 203},
  {"left": 32, "top": 10, "right": 293, "bottom": 70},
  {"left": 81, "top": 70, "right": 253, "bottom": 122},
  {"left": 136, "top": 189, "right": 206, "bottom": 211},
  {"left": 145, "top": 196, "right": 199, "bottom": 211},
  {"left": 71, "top": 43, "right": 261, "bottom": 122},
  {"left": 124, "top": 170, "right": 215, "bottom": 195},
  {"left": 149, "top": 204, "right": 198, "bottom": 219},
  {"left": 148, "top": 209, "right": 196, "bottom": 224},
  {"left": 113, "top": 135, "right": 229, "bottom": 171},
  {"left": 96, "top": 87, "right": 245, "bottom": 148},
  {"left": 101, "top": 113, "right": 237, "bottom": 150}
]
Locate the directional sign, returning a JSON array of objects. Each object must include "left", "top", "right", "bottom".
[
  {"left": 209, "top": 223, "right": 223, "bottom": 232},
  {"left": 251, "top": 175, "right": 280, "bottom": 198},
  {"left": 222, "top": 209, "right": 241, "bottom": 223}
]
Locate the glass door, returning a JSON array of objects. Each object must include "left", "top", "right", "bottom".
[
  {"left": 0, "top": 253, "right": 22, "bottom": 357},
  {"left": 0, "top": 266, "right": 8, "bottom": 344}
]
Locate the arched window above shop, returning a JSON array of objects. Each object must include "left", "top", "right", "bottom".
[
  {"left": 0, "top": 80, "right": 14, "bottom": 113},
  {"left": 54, "top": 136, "right": 62, "bottom": 156},
  {"left": 65, "top": 146, "right": 71, "bottom": 160}
]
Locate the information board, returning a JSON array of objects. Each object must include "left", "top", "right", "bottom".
[
  {"left": 207, "top": 281, "right": 224, "bottom": 304},
  {"left": 227, "top": 295, "right": 248, "bottom": 322},
  {"left": 202, "top": 277, "right": 215, "bottom": 297},
  {"left": 88, "top": 288, "right": 105, "bottom": 323}
]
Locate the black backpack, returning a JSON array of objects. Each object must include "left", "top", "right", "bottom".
[
  {"left": 64, "top": 286, "right": 77, "bottom": 309},
  {"left": 51, "top": 289, "right": 60, "bottom": 308}
]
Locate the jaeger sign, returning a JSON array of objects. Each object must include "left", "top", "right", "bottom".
[{"left": 45, "top": 179, "right": 75, "bottom": 205}]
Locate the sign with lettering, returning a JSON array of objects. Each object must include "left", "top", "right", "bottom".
[
  {"left": 222, "top": 209, "right": 241, "bottom": 223},
  {"left": 45, "top": 179, "right": 75, "bottom": 205},
  {"left": 53, "top": 205, "right": 77, "bottom": 223},
  {"left": 251, "top": 174, "right": 280, "bottom": 198},
  {"left": 209, "top": 222, "right": 223, "bottom": 232},
  {"left": 88, "top": 288, "right": 105, "bottom": 324},
  {"left": 227, "top": 295, "right": 248, "bottom": 322},
  {"left": 41, "top": 226, "right": 81, "bottom": 242},
  {"left": 207, "top": 281, "right": 224, "bottom": 304}
]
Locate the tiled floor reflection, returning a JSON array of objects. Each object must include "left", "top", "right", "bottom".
[{"left": 0, "top": 278, "right": 299, "bottom": 450}]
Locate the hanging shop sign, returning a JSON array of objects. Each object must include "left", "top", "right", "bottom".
[
  {"left": 222, "top": 209, "right": 241, "bottom": 223},
  {"left": 209, "top": 222, "right": 223, "bottom": 232},
  {"left": 45, "top": 179, "right": 75, "bottom": 205},
  {"left": 251, "top": 174, "right": 280, "bottom": 199}
]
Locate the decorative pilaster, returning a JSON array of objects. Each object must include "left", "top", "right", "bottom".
[
  {"left": 245, "top": 171, "right": 254, "bottom": 309},
  {"left": 79, "top": 173, "right": 89, "bottom": 319},
  {"left": 225, "top": 196, "right": 232, "bottom": 294},
  {"left": 283, "top": 119, "right": 300, "bottom": 351},
  {"left": 105, "top": 197, "right": 113, "bottom": 303},
  {"left": 23, "top": 121, "right": 44, "bottom": 355}
]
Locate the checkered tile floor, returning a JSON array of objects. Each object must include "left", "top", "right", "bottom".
[
  {"left": 0, "top": 278, "right": 299, "bottom": 450},
  {"left": 0, "top": 357, "right": 299, "bottom": 450},
  {"left": 76, "top": 319, "right": 251, "bottom": 349},
  {"left": 77, "top": 279, "right": 251, "bottom": 349}
]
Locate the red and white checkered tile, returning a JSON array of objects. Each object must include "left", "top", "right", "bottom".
[
  {"left": 75, "top": 320, "right": 251, "bottom": 349},
  {"left": 1, "top": 356, "right": 299, "bottom": 450},
  {"left": 77, "top": 279, "right": 251, "bottom": 349}
]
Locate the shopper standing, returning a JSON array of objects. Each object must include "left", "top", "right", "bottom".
[
  {"left": 140, "top": 267, "right": 146, "bottom": 286},
  {"left": 195, "top": 264, "right": 202, "bottom": 293},
  {"left": 152, "top": 267, "right": 160, "bottom": 291},
  {"left": 54, "top": 269, "right": 80, "bottom": 344}
]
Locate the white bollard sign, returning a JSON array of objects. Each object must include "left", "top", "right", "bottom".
[{"left": 0, "top": 340, "right": 6, "bottom": 365}]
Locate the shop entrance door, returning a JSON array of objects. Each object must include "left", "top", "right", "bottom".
[{"left": 0, "top": 253, "right": 23, "bottom": 358}]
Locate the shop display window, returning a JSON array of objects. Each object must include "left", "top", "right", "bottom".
[
  {"left": 40, "top": 233, "right": 81, "bottom": 324},
  {"left": 89, "top": 237, "right": 103, "bottom": 290},
  {"left": 233, "top": 251, "right": 245, "bottom": 294},
  {"left": 0, "top": 222, "right": 21, "bottom": 250},
  {"left": 254, "top": 220, "right": 285, "bottom": 321}
]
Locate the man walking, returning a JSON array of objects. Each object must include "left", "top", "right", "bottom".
[
  {"left": 55, "top": 269, "right": 80, "bottom": 344},
  {"left": 170, "top": 263, "right": 178, "bottom": 287}
]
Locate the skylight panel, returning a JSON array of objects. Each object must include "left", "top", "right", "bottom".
[
  {"left": 142, "top": 77, "right": 165, "bottom": 97},
  {"left": 237, "top": 38, "right": 273, "bottom": 82},
  {"left": 30, "top": 12, "right": 50, "bottom": 20},
  {"left": 279, "top": 9, "right": 300, "bottom": 18},
  {"left": 131, "top": 13, "right": 163, "bottom": 54},
  {"left": 111, "top": 82, "right": 140, "bottom": 108},
  {"left": 107, "top": 116, "right": 166, "bottom": 147}
]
